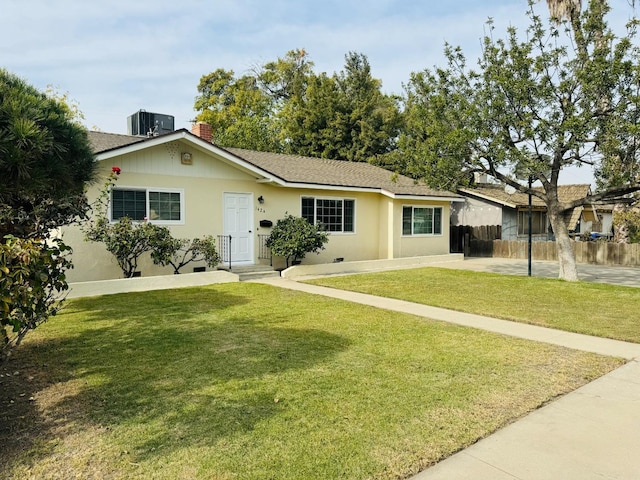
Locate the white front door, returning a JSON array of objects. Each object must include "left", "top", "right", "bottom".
[{"left": 223, "top": 192, "right": 253, "bottom": 263}]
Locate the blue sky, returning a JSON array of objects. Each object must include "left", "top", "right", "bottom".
[{"left": 2, "top": 0, "right": 635, "bottom": 184}]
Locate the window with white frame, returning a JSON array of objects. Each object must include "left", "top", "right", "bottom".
[
  {"left": 301, "top": 197, "right": 355, "bottom": 233},
  {"left": 402, "top": 206, "right": 442, "bottom": 235},
  {"left": 111, "top": 188, "right": 184, "bottom": 223}
]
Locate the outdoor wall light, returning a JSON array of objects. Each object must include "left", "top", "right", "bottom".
[{"left": 258, "top": 195, "right": 264, "bottom": 204}]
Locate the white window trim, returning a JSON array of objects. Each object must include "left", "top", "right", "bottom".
[
  {"left": 402, "top": 205, "right": 443, "bottom": 237},
  {"left": 300, "top": 195, "right": 356, "bottom": 235},
  {"left": 109, "top": 185, "right": 185, "bottom": 225}
]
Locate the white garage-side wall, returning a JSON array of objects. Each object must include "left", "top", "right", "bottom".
[{"left": 451, "top": 196, "right": 503, "bottom": 227}]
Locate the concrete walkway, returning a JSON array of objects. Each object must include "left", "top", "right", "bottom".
[{"left": 253, "top": 275, "right": 640, "bottom": 480}]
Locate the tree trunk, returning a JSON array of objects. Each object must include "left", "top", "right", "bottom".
[{"left": 547, "top": 204, "right": 579, "bottom": 281}]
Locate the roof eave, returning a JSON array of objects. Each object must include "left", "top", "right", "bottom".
[
  {"left": 254, "top": 182, "right": 461, "bottom": 201},
  {"left": 273, "top": 182, "right": 384, "bottom": 194},
  {"left": 94, "top": 130, "right": 192, "bottom": 159},
  {"left": 383, "top": 190, "right": 464, "bottom": 202},
  {"left": 458, "top": 187, "right": 518, "bottom": 208}
]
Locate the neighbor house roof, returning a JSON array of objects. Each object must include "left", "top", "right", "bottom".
[
  {"left": 87, "top": 130, "right": 461, "bottom": 201},
  {"left": 458, "top": 183, "right": 594, "bottom": 230},
  {"left": 458, "top": 183, "right": 591, "bottom": 209}
]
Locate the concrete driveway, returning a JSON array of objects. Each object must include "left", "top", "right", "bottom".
[{"left": 431, "top": 257, "right": 640, "bottom": 288}]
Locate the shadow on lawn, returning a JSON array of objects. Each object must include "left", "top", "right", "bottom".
[{"left": 0, "top": 285, "right": 350, "bottom": 474}]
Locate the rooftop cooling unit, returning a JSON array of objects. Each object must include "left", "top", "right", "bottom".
[{"left": 127, "top": 110, "right": 175, "bottom": 136}]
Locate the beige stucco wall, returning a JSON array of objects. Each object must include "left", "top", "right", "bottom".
[
  {"left": 395, "top": 200, "right": 451, "bottom": 258},
  {"left": 65, "top": 139, "right": 454, "bottom": 282}
]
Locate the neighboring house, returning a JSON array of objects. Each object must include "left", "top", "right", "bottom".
[
  {"left": 451, "top": 183, "right": 598, "bottom": 241},
  {"left": 63, "top": 123, "right": 462, "bottom": 282},
  {"left": 591, "top": 204, "right": 614, "bottom": 237}
]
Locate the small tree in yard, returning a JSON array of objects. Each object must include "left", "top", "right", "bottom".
[
  {"left": 85, "top": 215, "right": 174, "bottom": 278},
  {"left": 266, "top": 214, "right": 329, "bottom": 268},
  {"left": 612, "top": 200, "right": 640, "bottom": 243},
  {"left": 151, "top": 236, "right": 221, "bottom": 274}
]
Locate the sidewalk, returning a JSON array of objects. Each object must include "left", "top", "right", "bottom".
[{"left": 254, "top": 276, "right": 640, "bottom": 480}]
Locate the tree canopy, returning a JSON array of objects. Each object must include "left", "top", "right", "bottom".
[
  {"left": 194, "top": 49, "right": 402, "bottom": 163},
  {"left": 395, "top": 0, "right": 640, "bottom": 281},
  {"left": 0, "top": 69, "right": 96, "bottom": 357},
  {"left": 0, "top": 69, "right": 96, "bottom": 239}
]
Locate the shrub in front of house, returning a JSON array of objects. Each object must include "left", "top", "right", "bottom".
[
  {"left": 266, "top": 214, "right": 329, "bottom": 268},
  {"left": 151, "top": 235, "right": 221, "bottom": 274},
  {"left": 83, "top": 170, "right": 220, "bottom": 277}
]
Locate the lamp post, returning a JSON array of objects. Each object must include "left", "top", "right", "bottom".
[{"left": 528, "top": 176, "right": 532, "bottom": 277}]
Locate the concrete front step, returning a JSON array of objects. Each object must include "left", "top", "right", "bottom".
[
  {"left": 238, "top": 270, "right": 281, "bottom": 281},
  {"left": 216, "top": 264, "right": 280, "bottom": 281}
]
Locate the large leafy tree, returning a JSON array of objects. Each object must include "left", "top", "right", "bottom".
[
  {"left": 194, "top": 49, "right": 314, "bottom": 152},
  {"left": 194, "top": 50, "right": 401, "bottom": 163},
  {"left": 257, "top": 48, "right": 315, "bottom": 105},
  {"left": 398, "top": 0, "right": 640, "bottom": 281},
  {"left": 194, "top": 68, "right": 280, "bottom": 152},
  {"left": 278, "top": 72, "right": 343, "bottom": 158},
  {"left": 0, "top": 69, "right": 96, "bottom": 356},
  {"left": 335, "top": 52, "right": 403, "bottom": 162},
  {"left": 280, "top": 52, "right": 402, "bottom": 162}
]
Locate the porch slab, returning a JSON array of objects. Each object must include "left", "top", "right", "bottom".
[{"left": 281, "top": 254, "right": 464, "bottom": 280}]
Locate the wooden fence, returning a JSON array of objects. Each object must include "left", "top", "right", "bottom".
[
  {"left": 450, "top": 225, "right": 502, "bottom": 253},
  {"left": 469, "top": 239, "right": 640, "bottom": 267}
]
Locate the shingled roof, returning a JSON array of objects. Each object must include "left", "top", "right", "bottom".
[
  {"left": 459, "top": 183, "right": 591, "bottom": 208},
  {"left": 88, "top": 131, "right": 144, "bottom": 153},
  {"left": 222, "top": 147, "right": 455, "bottom": 197},
  {"left": 87, "top": 130, "right": 460, "bottom": 200}
]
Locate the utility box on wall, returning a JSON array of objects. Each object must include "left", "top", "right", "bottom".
[{"left": 127, "top": 110, "right": 175, "bottom": 136}]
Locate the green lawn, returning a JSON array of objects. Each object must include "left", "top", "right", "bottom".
[
  {"left": 307, "top": 267, "right": 640, "bottom": 343},
  {"left": 1, "top": 282, "right": 622, "bottom": 479}
]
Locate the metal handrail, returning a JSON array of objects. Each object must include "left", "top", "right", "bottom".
[
  {"left": 216, "top": 235, "right": 232, "bottom": 270},
  {"left": 257, "top": 234, "right": 272, "bottom": 266}
]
